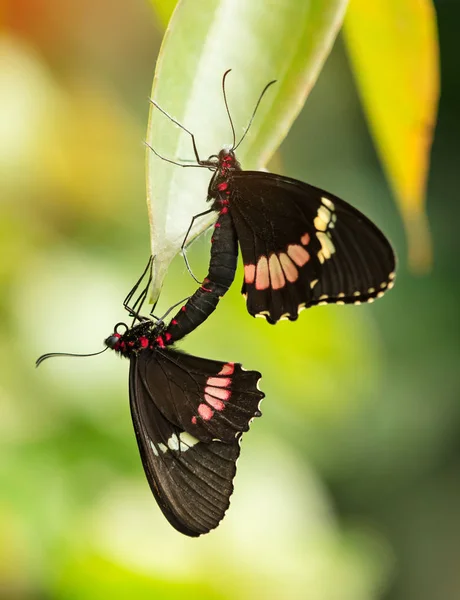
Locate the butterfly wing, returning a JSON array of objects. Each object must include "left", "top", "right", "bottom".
[
  {"left": 229, "top": 171, "right": 396, "bottom": 323},
  {"left": 136, "top": 348, "right": 264, "bottom": 444},
  {"left": 129, "top": 349, "right": 263, "bottom": 536}
]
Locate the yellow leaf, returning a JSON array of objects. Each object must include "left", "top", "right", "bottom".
[{"left": 344, "top": 0, "right": 439, "bottom": 272}]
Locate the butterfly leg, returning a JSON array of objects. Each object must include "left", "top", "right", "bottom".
[
  {"left": 123, "top": 257, "right": 155, "bottom": 324},
  {"left": 180, "top": 209, "right": 215, "bottom": 284}
]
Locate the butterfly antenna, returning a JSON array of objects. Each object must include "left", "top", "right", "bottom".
[
  {"left": 233, "top": 79, "right": 277, "bottom": 151},
  {"left": 36, "top": 347, "right": 109, "bottom": 368},
  {"left": 222, "top": 69, "right": 236, "bottom": 149}
]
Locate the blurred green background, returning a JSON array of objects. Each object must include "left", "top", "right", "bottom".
[{"left": 1, "top": 1, "right": 458, "bottom": 599}]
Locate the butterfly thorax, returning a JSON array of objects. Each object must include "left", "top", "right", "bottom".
[
  {"left": 207, "top": 148, "right": 241, "bottom": 210},
  {"left": 105, "top": 320, "right": 172, "bottom": 357}
]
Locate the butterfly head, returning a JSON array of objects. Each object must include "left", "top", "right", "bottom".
[{"left": 105, "top": 320, "right": 168, "bottom": 356}]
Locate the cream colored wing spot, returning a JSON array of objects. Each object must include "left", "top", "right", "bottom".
[
  {"left": 336, "top": 300, "right": 345, "bottom": 305},
  {"left": 354, "top": 300, "right": 362, "bottom": 306},
  {"left": 314, "top": 216, "right": 328, "bottom": 232},
  {"left": 389, "top": 271, "right": 396, "bottom": 280},
  {"left": 387, "top": 281, "right": 395, "bottom": 290},
  {"left": 310, "top": 279, "right": 319, "bottom": 289},
  {"left": 319, "top": 294, "right": 328, "bottom": 300},
  {"left": 255, "top": 256, "right": 270, "bottom": 290},
  {"left": 318, "top": 301, "right": 328, "bottom": 306},
  {"left": 244, "top": 263, "right": 256, "bottom": 284},
  {"left": 337, "top": 292, "right": 345, "bottom": 298},
  {"left": 368, "top": 287, "right": 375, "bottom": 294},
  {"left": 321, "top": 197, "right": 335, "bottom": 210},
  {"left": 376, "top": 291, "right": 385, "bottom": 299},
  {"left": 353, "top": 291, "right": 361, "bottom": 297},
  {"left": 178, "top": 432, "right": 200, "bottom": 451},
  {"left": 380, "top": 282, "right": 388, "bottom": 289},
  {"left": 269, "top": 254, "right": 286, "bottom": 290},
  {"left": 158, "top": 442, "right": 168, "bottom": 454},
  {"left": 287, "top": 244, "right": 310, "bottom": 267},
  {"left": 279, "top": 252, "right": 299, "bottom": 283},
  {"left": 316, "top": 232, "right": 336, "bottom": 261},
  {"left": 367, "top": 298, "right": 375, "bottom": 304},
  {"left": 255, "top": 310, "right": 271, "bottom": 319}
]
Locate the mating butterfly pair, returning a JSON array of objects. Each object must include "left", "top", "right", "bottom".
[{"left": 37, "top": 71, "right": 396, "bottom": 537}]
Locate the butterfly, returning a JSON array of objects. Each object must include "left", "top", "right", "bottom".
[
  {"left": 36, "top": 262, "right": 264, "bottom": 537},
  {"left": 149, "top": 70, "right": 396, "bottom": 339}
]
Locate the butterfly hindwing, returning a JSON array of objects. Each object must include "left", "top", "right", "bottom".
[
  {"left": 135, "top": 348, "right": 264, "bottom": 444},
  {"left": 229, "top": 171, "right": 396, "bottom": 323},
  {"left": 129, "top": 353, "right": 244, "bottom": 537}
]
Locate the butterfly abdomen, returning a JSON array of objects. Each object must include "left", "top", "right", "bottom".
[{"left": 166, "top": 209, "right": 238, "bottom": 342}]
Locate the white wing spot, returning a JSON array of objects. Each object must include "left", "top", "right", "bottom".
[
  {"left": 167, "top": 433, "right": 180, "bottom": 451},
  {"left": 149, "top": 440, "right": 159, "bottom": 457}
]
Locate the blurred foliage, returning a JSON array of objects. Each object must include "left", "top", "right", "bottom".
[
  {"left": 344, "top": 0, "right": 439, "bottom": 273},
  {"left": 0, "top": 1, "right": 458, "bottom": 600}
]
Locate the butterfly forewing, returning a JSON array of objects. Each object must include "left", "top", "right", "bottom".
[
  {"left": 229, "top": 171, "right": 396, "bottom": 323},
  {"left": 130, "top": 354, "right": 245, "bottom": 537}
]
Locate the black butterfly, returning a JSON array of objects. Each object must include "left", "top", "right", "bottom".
[
  {"left": 149, "top": 70, "right": 396, "bottom": 339},
  {"left": 36, "top": 266, "right": 264, "bottom": 537}
]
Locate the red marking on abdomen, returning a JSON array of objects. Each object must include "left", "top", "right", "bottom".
[
  {"left": 181, "top": 306, "right": 186, "bottom": 312},
  {"left": 220, "top": 207, "right": 228, "bottom": 214},
  {"left": 218, "top": 182, "right": 228, "bottom": 191},
  {"left": 155, "top": 336, "right": 165, "bottom": 348},
  {"left": 139, "top": 336, "right": 149, "bottom": 348},
  {"left": 171, "top": 319, "right": 178, "bottom": 325},
  {"left": 198, "top": 404, "right": 214, "bottom": 420},
  {"left": 244, "top": 263, "right": 256, "bottom": 284},
  {"left": 218, "top": 362, "right": 235, "bottom": 375},
  {"left": 214, "top": 222, "right": 221, "bottom": 228},
  {"left": 165, "top": 332, "right": 172, "bottom": 342}
]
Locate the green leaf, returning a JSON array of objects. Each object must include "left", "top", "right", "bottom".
[
  {"left": 146, "top": 0, "right": 349, "bottom": 301},
  {"left": 343, "top": 0, "right": 439, "bottom": 273},
  {"left": 149, "top": 0, "right": 177, "bottom": 28}
]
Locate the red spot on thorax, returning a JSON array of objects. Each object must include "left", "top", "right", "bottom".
[
  {"left": 156, "top": 336, "right": 165, "bottom": 348},
  {"left": 171, "top": 319, "right": 178, "bottom": 325},
  {"left": 214, "top": 222, "right": 221, "bottom": 228},
  {"left": 181, "top": 306, "right": 186, "bottom": 312},
  {"left": 220, "top": 207, "right": 228, "bottom": 214},
  {"left": 218, "top": 182, "right": 228, "bottom": 191},
  {"left": 165, "top": 332, "right": 172, "bottom": 343},
  {"left": 128, "top": 341, "right": 135, "bottom": 347},
  {"left": 139, "top": 336, "right": 149, "bottom": 348}
]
